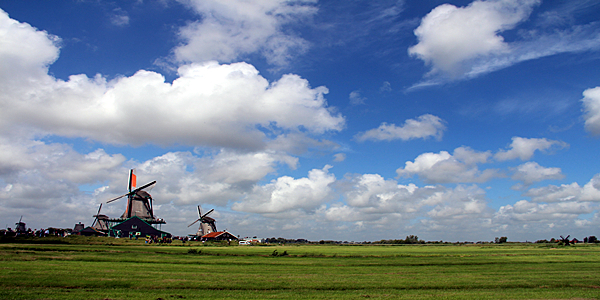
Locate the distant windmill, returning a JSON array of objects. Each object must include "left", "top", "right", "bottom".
[
  {"left": 188, "top": 205, "right": 216, "bottom": 236},
  {"left": 560, "top": 235, "right": 571, "bottom": 246},
  {"left": 15, "top": 216, "right": 26, "bottom": 233},
  {"left": 91, "top": 203, "right": 110, "bottom": 231}
]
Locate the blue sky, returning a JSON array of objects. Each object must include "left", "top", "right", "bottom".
[{"left": 1, "top": 0, "right": 600, "bottom": 242}]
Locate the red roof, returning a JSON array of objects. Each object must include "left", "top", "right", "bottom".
[
  {"left": 201, "top": 231, "right": 237, "bottom": 240},
  {"left": 202, "top": 231, "right": 225, "bottom": 238}
]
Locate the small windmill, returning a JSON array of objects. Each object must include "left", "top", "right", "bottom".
[
  {"left": 560, "top": 235, "right": 571, "bottom": 246},
  {"left": 15, "top": 216, "right": 26, "bottom": 233},
  {"left": 188, "top": 205, "right": 217, "bottom": 236},
  {"left": 91, "top": 204, "right": 110, "bottom": 231}
]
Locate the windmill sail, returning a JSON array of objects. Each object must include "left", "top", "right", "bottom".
[{"left": 129, "top": 169, "right": 136, "bottom": 191}]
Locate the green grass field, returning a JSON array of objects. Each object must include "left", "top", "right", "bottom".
[{"left": 1, "top": 237, "right": 599, "bottom": 299}]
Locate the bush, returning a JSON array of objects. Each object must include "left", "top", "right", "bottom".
[{"left": 271, "top": 249, "right": 289, "bottom": 257}]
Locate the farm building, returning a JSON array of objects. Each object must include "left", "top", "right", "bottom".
[
  {"left": 201, "top": 231, "right": 238, "bottom": 242},
  {"left": 109, "top": 216, "right": 171, "bottom": 238}
]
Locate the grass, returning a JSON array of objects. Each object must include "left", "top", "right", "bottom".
[{"left": 0, "top": 237, "right": 599, "bottom": 299}]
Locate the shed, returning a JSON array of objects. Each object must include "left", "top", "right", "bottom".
[{"left": 78, "top": 226, "right": 107, "bottom": 237}]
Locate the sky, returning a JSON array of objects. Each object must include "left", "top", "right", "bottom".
[{"left": 1, "top": 0, "right": 600, "bottom": 242}]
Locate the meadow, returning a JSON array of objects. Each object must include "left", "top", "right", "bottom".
[{"left": 1, "top": 236, "right": 599, "bottom": 299}]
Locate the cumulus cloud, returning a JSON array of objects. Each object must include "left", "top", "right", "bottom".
[
  {"left": 510, "top": 161, "right": 564, "bottom": 189},
  {"left": 0, "top": 14, "right": 344, "bottom": 149},
  {"left": 322, "top": 175, "right": 491, "bottom": 231},
  {"left": 232, "top": 165, "right": 336, "bottom": 215},
  {"left": 323, "top": 175, "right": 494, "bottom": 238},
  {"left": 425, "top": 185, "right": 490, "bottom": 224},
  {"left": 494, "top": 137, "right": 568, "bottom": 161},
  {"left": 355, "top": 114, "right": 446, "bottom": 142},
  {"left": 408, "top": 0, "right": 600, "bottom": 85},
  {"left": 495, "top": 199, "right": 594, "bottom": 223},
  {"left": 173, "top": 0, "right": 316, "bottom": 66},
  {"left": 396, "top": 137, "right": 568, "bottom": 185},
  {"left": 582, "top": 86, "right": 600, "bottom": 135},
  {"left": 396, "top": 147, "right": 497, "bottom": 184},
  {"left": 0, "top": 138, "right": 129, "bottom": 226},
  {"left": 524, "top": 174, "right": 600, "bottom": 203},
  {"left": 408, "top": 0, "right": 540, "bottom": 78},
  {"left": 0, "top": 9, "right": 59, "bottom": 87}
]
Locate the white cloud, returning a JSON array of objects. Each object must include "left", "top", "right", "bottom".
[
  {"left": 232, "top": 165, "right": 336, "bottom": 215},
  {"left": 408, "top": 0, "right": 540, "bottom": 78},
  {"left": 510, "top": 161, "right": 564, "bottom": 189},
  {"left": 396, "top": 147, "right": 497, "bottom": 184},
  {"left": 343, "top": 174, "right": 422, "bottom": 209},
  {"left": 355, "top": 114, "right": 446, "bottom": 142},
  {"left": 0, "top": 10, "right": 344, "bottom": 150},
  {"left": 333, "top": 153, "right": 346, "bottom": 162},
  {"left": 0, "top": 138, "right": 126, "bottom": 184},
  {"left": 425, "top": 185, "right": 489, "bottom": 220},
  {"left": 110, "top": 8, "right": 130, "bottom": 27},
  {"left": 173, "top": 0, "right": 317, "bottom": 66},
  {"left": 494, "top": 137, "right": 568, "bottom": 161},
  {"left": 524, "top": 174, "right": 600, "bottom": 203},
  {"left": 321, "top": 175, "right": 492, "bottom": 235},
  {"left": 349, "top": 90, "right": 366, "bottom": 105},
  {"left": 495, "top": 199, "right": 594, "bottom": 223},
  {"left": 0, "top": 9, "right": 59, "bottom": 88},
  {"left": 582, "top": 86, "right": 600, "bottom": 136},
  {"left": 408, "top": 0, "right": 600, "bottom": 85},
  {"left": 114, "top": 149, "right": 299, "bottom": 206}
]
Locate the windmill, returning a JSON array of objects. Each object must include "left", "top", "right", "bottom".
[
  {"left": 15, "top": 216, "right": 26, "bottom": 233},
  {"left": 91, "top": 204, "right": 110, "bottom": 231},
  {"left": 560, "top": 235, "right": 571, "bottom": 246},
  {"left": 188, "top": 205, "right": 217, "bottom": 236},
  {"left": 105, "top": 169, "right": 165, "bottom": 225}
]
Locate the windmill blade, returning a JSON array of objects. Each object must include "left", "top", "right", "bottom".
[
  {"left": 106, "top": 181, "right": 156, "bottom": 204},
  {"left": 188, "top": 218, "right": 201, "bottom": 227},
  {"left": 106, "top": 193, "right": 127, "bottom": 203},
  {"left": 92, "top": 204, "right": 103, "bottom": 227},
  {"left": 197, "top": 205, "right": 202, "bottom": 218},
  {"left": 96, "top": 203, "right": 103, "bottom": 215},
  {"left": 201, "top": 208, "right": 214, "bottom": 219},
  {"left": 134, "top": 181, "right": 156, "bottom": 193}
]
